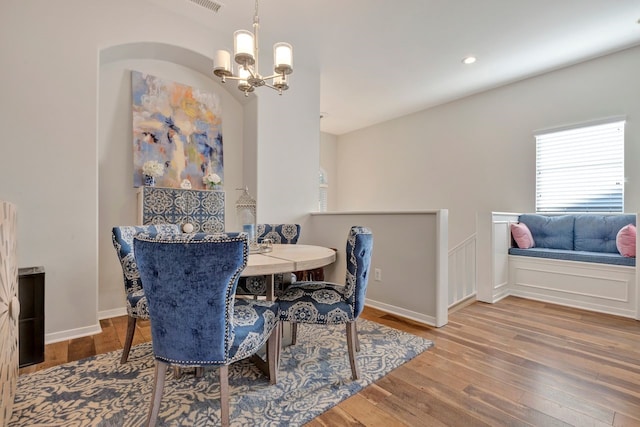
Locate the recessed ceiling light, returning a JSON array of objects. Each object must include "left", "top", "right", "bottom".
[{"left": 462, "top": 56, "right": 477, "bottom": 65}]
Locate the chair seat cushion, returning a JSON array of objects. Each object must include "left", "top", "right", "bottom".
[
  {"left": 278, "top": 282, "right": 355, "bottom": 324},
  {"left": 230, "top": 299, "right": 279, "bottom": 363}
]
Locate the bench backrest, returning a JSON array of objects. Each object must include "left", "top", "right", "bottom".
[{"left": 518, "top": 214, "right": 636, "bottom": 253}]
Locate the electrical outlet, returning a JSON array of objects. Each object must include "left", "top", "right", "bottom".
[{"left": 374, "top": 268, "right": 382, "bottom": 281}]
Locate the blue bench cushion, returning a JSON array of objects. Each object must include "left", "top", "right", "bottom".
[
  {"left": 509, "top": 247, "right": 636, "bottom": 267},
  {"left": 574, "top": 214, "right": 636, "bottom": 253},
  {"left": 519, "top": 214, "right": 575, "bottom": 250}
]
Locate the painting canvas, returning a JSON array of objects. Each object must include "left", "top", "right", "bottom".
[{"left": 131, "top": 70, "right": 223, "bottom": 189}]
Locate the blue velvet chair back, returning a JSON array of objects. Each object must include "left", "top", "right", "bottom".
[
  {"left": 133, "top": 232, "right": 247, "bottom": 365},
  {"left": 236, "top": 223, "right": 301, "bottom": 296},
  {"left": 111, "top": 224, "right": 180, "bottom": 301},
  {"left": 343, "top": 226, "right": 374, "bottom": 318},
  {"left": 257, "top": 224, "right": 301, "bottom": 244}
]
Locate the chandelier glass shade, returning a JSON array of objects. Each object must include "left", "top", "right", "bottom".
[{"left": 213, "top": 0, "right": 293, "bottom": 96}]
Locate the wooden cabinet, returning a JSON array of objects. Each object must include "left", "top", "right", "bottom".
[
  {"left": 18, "top": 267, "right": 44, "bottom": 368},
  {"left": 137, "top": 186, "right": 225, "bottom": 232}
]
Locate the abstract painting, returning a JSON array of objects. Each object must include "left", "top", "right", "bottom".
[{"left": 131, "top": 70, "right": 223, "bottom": 189}]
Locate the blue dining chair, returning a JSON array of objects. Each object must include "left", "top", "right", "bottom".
[
  {"left": 111, "top": 224, "right": 180, "bottom": 364},
  {"left": 133, "top": 232, "right": 281, "bottom": 427},
  {"left": 236, "top": 223, "right": 301, "bottom": 297},
  {"left": 277, "top": 226, "right": 373, "bottom": 380}
]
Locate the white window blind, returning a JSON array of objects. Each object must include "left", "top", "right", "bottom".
[{"left": 535, "top": 120, "right": 625, "bottom": 213}]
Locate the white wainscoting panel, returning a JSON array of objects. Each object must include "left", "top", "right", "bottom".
[
  {"left": 491, "top": 212, "right": 520, "bottom": 302},
  {"left": 448, "top": 234, "right": 476, "bottom": 307},
  {"left": 510, "top": 256, "right": 637, "bottom": 318}
]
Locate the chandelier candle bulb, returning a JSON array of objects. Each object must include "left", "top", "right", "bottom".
[
  {"left": 273, "top": 42, "right": 293, "bottom": 74},
  {"left": 273, "top": 75, "right": 288, "bottom": 92},
  {"left": 234, "top": 30, "right": 255, "bottom": 64},
  {"left": 213, "top": 50, "right": 232, "bottom": 75},
  {"left": 237, "top": 67, "right": 253, "bottom": 93}
]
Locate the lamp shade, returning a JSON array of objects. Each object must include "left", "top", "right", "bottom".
[
  {"left": 273, "top": 42, "right": 293, "bottom": 75},
  {"left": 234, "top": 30, "right": 255, "bottom": 65},
  {"left": 213, "top": 50, "right": 232, "bottom": 77},
  {"left": 237, "top": 67, "right": 254, "bottom": 93},
  {"left": 273, "top": 75, "right": 288, "bottom": 91}
]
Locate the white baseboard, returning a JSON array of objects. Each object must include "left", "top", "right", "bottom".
[
  {"left": 98, "top": 307, "right": 127, "bottom": 320},
  {"left": 45, "top": 323, "right": 103, "bottom": 345},
  {"left": 43, "top": 307, "right": 127, "bottom": 345},
  {"left": 365, "top": 298, "right": 437, "bottom": 327}
]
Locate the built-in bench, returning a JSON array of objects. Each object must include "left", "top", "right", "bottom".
[
  {"left": 509, "top": 213, "right": 636, "bottom": 266},
  {"left": 488, "top": 212, "right": 638, "bottom": 319}
]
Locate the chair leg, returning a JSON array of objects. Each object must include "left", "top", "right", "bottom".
[
  {"left": 291, "top": 322, "right": 298, "bottom": 345},
  {"left": 219, "top": 365, "right": 230, "bottom": 427},
  {"left": 121, "top": 316, "right": 137, "bottom": 364},
  {"left": 146, "top": 360, "right": 167, "bottom": 427},
  {"left": 346, "top": 321, "right": 360, "bottom": 380},
  {"left": 172, "top": 366, "right": 183, "bottom": 379},
  {"left": 266, "top": 322, "right": 280, "bottom": 384}
]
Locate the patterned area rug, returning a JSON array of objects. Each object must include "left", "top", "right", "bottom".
[{"left": 10, "top": 319, "right": 433, "bottom": 426}]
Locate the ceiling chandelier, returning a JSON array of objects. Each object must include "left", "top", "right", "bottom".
[{"left": 213, "top": 0, "right": 293, "bottom": 96}]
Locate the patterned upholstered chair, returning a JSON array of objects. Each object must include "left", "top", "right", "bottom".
[
  {"left": 111, "top": 224, "right": 180, "bottom": 364},
  {"left": 236, "top": 223, "right": 301, "bottom": 297},
  {"left": 133, "top": 232, "right": 281, "bottom": 427},
  {"left": 278, "top": 226, "right": 373, "bottom": 380}
]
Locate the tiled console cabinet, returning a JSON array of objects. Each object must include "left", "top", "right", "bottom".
[{"left": 137, "top": 186, "right": 225, "bottom": 232}]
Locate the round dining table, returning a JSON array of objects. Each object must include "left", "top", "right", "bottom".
[{"left": 242, "top": 244, "right": 337, "bottom": 300}]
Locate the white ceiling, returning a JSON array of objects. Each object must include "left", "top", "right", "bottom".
[{"left": 152, "top": 0, "right": 640, "bottom": 135}]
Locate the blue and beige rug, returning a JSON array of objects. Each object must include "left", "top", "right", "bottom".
[{"left": 10, "top": 319, "right": 433, "bottom": 426}]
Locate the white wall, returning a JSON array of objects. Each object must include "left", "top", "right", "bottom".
[
  {"left": 335, "top": 46, "right": 640, "bottom": 250},
  {"left": 255, "top": 66, "right": 321, "bottom": 224},
  {"left": 0, "top": 0, "right": 320, "bottom": 340}
]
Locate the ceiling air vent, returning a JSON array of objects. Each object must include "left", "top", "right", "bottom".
[{"left": 187, "top": 0, "right": 223, "bottom": 13}]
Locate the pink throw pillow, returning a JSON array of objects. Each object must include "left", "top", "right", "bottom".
[
  {"left": 616, "top": 224, "right": 636, "bottom": 257},
  {"left": 511, "top": 222, "right": 535, "bottom": 249}
]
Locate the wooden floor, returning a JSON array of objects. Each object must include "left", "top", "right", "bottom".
[{"left": 20, "top": 296, "right": 640, "bottom": 426}]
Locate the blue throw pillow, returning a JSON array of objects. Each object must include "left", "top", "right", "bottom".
[
  {"left": 574, "top": 214, "right": 636, "bottom": 253},
  {"left": 518, "top": 214, "right": 575, "bottom": 250}
]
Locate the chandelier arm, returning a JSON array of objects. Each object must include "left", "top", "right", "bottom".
[
  {"left": 263, "top": 83, "right": 284, "bottom": 95},
  {"left": 262, "top": 73, "right": 285, "bottom": 81},
  {"left": 244, "top": 66, "right": 259, "bottom": 79}
]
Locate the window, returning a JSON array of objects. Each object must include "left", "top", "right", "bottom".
[
  {"left": 318, "top": 168, "right": 328, "bottom": 212},
  {"left": 535, "top": 119, "right": 625, "bottom": 213}
]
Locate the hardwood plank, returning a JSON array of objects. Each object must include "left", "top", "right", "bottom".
[
  {"left": 613, "top": 411, "right": 640, "bottom": 427},
  {"left": 93, "top": 318, "right": 122, "bottom": 355},
  {"left": 338, "top": 393, "right": 408, "bottom": 427},
  {"left": 312, "top": 405, "right": 364, "bottom": 426},
  {"left": 67, "top": 336, "right": 95, "bottom": 362}
]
